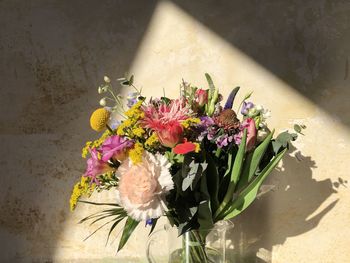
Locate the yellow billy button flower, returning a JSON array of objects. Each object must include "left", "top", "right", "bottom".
[{"left": 90, "top": 108, "right": 111, "bottom": 132}]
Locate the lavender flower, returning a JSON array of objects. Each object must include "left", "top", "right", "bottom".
[
  {"left": 241, "top": 101, "right": 254, "bottom": 115},
  {"left": 127, "top": 92, "right": 139, "bottom": 108}
]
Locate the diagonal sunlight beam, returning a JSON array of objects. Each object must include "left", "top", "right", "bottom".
[{"left": 55, "top": 1, "right": 350, "bottom": 262}]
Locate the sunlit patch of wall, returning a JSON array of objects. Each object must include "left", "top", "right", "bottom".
[
  {"left": 127, "top": 1, "right": 349, "bottom": 262},
  {"left": 56, "top": 0, "right": 350, "bottom": 262}
]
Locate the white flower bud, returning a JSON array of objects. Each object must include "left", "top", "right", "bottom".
[
  {"left": 98, "top": 86, "right": 103, "bottom": 94},
  {"left": 104, "top": 76, "right": 111, "bottom": 83},
  {"left": 99, "top": 98, "right": 107, "bottom": 106}
]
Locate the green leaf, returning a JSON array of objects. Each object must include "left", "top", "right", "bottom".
[
  {"left": 148, "top": 218, "right": 158, "bottom": 236},
  {"left": 129, "top": 75, "right": 134, "bottom": 85},
  {"left": 78, "top": 200, "right": 120, "bottom": 206},
  {"left": 197, "top": 169, "right": 214, "bottom": 239},
  {"left": 236, "top": 130, "right": 275, "bottom": 191},
  {"left": 106, "top": 216, "right": 126, "bottom": 245},
  {"left": 221, "top": 148, "right": 287, "bottom": 220},
  {"left": 117, "top": 217, "right": 139, "bottom": 252},
  {"left": 205, "top": 73, "right": 215, "bottom": 94},
  {"left": 214, "top": 129, "right": 247, "bottom": 218},
  {"left": 272, "top": 131, "right": 298, "bottom": 154},
  {"left": 205, "top": 153, "right": 219, "bottom": 213}
]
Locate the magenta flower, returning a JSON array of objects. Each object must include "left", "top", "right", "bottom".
[
  {"left": 195, "top": 89, "right": 208, "bottom": 106},
  {"left": 100, "top": 135, "right": 134, "bottom": 162},
  {"left": 234, "top": 118, "right": 257, "bottom": 151},
  {"left": 84, "top": 148, "right": 113, "bottom": 184}
]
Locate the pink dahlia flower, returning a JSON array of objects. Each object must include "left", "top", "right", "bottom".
[
  {"left": 116, "top": 152, "right": 174, "bottom": 221},
  {"left": 100, "top": 135, "right": 134, "bottom": 162},
  {"left": 142, "top": 99, "right": 191, "bottom": 147},
  {"left": 84, "top": 148, "right": 113, "bottom": 184}
]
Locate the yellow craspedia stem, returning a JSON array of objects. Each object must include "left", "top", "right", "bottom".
[{"left": 90, "top": 108, "right": 110, "bottom": 132}]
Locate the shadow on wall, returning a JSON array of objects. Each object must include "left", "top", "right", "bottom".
[
  {"left": 0, "top": 0, "right": 157, "bottom": 262},
  {"left": 171, "top": 0, "right": 350, "bottom": 127},
  {"left": 229, "top": 145, "right": 339, "bottom": 262}
]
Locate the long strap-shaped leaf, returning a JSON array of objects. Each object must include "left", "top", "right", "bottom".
[
  {"left": 205, "top": 153, "right": 220, "bottom": 213},
  {"left": 236, "top": 130, "right": 275, "bottom": 192},
  {"left": 214, "top": 129, "right": 247, "bottom": 219},
  {"left": 117, "top": 217, "right": 139, "bottom": 252},
  {"left": 220, "top": 148, "right": 287, "bottom": 220},
  {"left": 205, "top": 73, "right": 215, "bottom": 95}
]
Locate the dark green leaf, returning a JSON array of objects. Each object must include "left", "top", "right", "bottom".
[
  {"left": 148, "top": 218, "right": 158, "bottom": 236},
  {"left": 214, "top": 130, "right": 247, "bottom": 219},
  {"left": 106, "top": 217, "right": 126, "bottom": 245},
  {"left": 129, "top": 75, "right": 134, "bottom": 85},
  {"left": 78, "top": 200, "right": 120, "bottom": 206},
  {"left": 236, "top": 130, "right": 275, "bottom": 192},
  {"left": 205, "top": 153, "right": 219, "bottom": 213},
  {"left": 118, "top": 217, "right": 139, "bottom": 252},
  {"left": 221, "top": 148, "right": 287, "bottom": 220}
]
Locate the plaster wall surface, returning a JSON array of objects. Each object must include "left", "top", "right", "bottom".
[{"left": 0, "top": 1, "right": 349, "bottom": 262}]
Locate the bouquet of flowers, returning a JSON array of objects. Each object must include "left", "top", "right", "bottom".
[{"left": 70, "top": 74, "right": 303, "bottom": 262}]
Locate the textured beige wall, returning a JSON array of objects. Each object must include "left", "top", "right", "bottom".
[{"left": 1, "top": 1, "right": 349, "bottom": 263}]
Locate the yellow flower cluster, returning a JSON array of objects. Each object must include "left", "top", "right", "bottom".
[
  {"left": 82, "top": 130, "right": 111, "bottom": 158},
  {"left": 129, "top": 142, "right": 144, "bottom": 164},
  {"left": 69, "top": 176, "right": 95, "bottom": 211},
  {"left": 125, "top": 100, "right": 144, "bottom": 119},
  {"left": 194, "top": 142, "right": 201, "bottom": 153},
  {"left": 181, "top": 118, "right": 201, "bottom": 128},
  {"left": 145, "top": 132, "right": 159, "bottom": 148},
  {"left": 117, "top": 100, "right": 145, "bottom": 139},
  {"left": 132, "top": 127, "right": 145, "bottom": 137}
]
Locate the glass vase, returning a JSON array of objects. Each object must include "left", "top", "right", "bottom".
[{"left": 146, "top": 221, "right": 235, "bottom": 263}]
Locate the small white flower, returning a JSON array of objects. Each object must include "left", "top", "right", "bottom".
[
  {"left": 104, "top": 76, "right": 111, "bottom": 83},
  {"left": 99, "top": 98, "right": 107, "bottom": 106}
]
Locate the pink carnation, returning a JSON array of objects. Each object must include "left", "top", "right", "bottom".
[{"left": 116, "top": 152, "right": 174, "bottom": 221}]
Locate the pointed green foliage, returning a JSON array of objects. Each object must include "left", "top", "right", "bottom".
[
  {"left": 182, "top": 155, "right": 208, "bottom": 191},
  {"left": 229, "top": 129, "right": 247, "bottom": 191},
  {"left": 106, "top": 216, "right": 126, "bottom": 245},
  {"left": 236, "top": 130, "right": 275, "bottom": 191},
  {"left": 205, "top": 73, "right": 215, "bottom": 94},
  {"left": 197, "top": 167, "right": 214, "bottom": 239},
  {"left": 205, "top": 153, "right": 219, "bottom": 213},
  {"left": 118, "top": 217, "right": 139, "bottom": 252},
  {"left": 272, "top": 131, "right": 297, "bottom": 154},
  {"left": 148, "top": 218, "right": 158, "bottom": 236},
  {"left": 221, "top": 148, "right": 287, "bottom": 220},
  {"left": 218, "top": 146, "right": 237, "bottom": 200},
  {"left": 214, "top": 129, "right": 247, "bottom": 218}
]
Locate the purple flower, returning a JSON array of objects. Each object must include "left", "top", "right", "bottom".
[
  {"left": 200, "top": 116, "right": 215, "bottom": 126},
  {"left": 127, "top": 92, "right": 139, "bottom": 108},
  {"left": 100, "top": 135, "right": 134, "bottom": 162},
  {"left": 241, "top": 101, "right": 254, "bottom": 115},
  {"left": 216, "top": 134, "right": 233, "bottom": 148},
  {"left": 84, "top": 149, "right": 112, "bottom": 184},
  {"left": 145, "top": 219, "right": 153, "bottom": 226}
]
